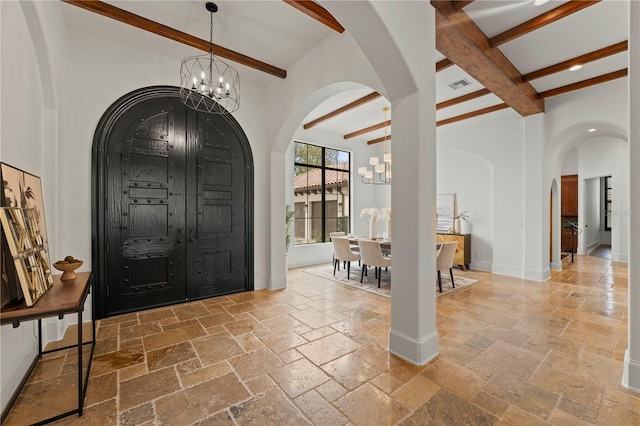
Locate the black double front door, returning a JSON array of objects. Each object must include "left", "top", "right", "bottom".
[{"left": 97, "top": 90, "right": 253, "bottom": 317}]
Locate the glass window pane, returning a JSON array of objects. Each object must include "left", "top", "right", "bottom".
[
  {"left": 294, "top": 166, "right": 309, "bottom": 210},
  {"left": 325, "top": 148, "right": 339, "bottom": 168},
  {"left": 337, "top": 150, "right": 349, "bottom": 166},
  {"left": 305, "top": 144, "right": 322, "bottom": 167},
  {"left": 294, "top": 142, "right": 307, "bottom": 164}
]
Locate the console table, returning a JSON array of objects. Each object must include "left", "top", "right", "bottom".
[
  {"left": 0, "top": 271, "right": 95, "bottom": 425},
  {"left": 436, "top": 233, "right": 471, "bottom": 269}
]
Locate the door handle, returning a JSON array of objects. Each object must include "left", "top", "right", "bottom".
[{"left": 189, "top": 228, "right": 195, "bottom": 243}]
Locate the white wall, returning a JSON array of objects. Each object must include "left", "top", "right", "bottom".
[
  {"left": 0, "top": 0, "right": 59, "bottom": 413},
  {"left": 437, "top": 108, "right": 524, "bottom": 277},
  {"left": 584, "top": 177, "right": 601, "bottom": 250},
  {"left": 437, "top": 150, "right": 493, "bottom": 271},
  {"left": 561, "top": 148, "right": 578, "bottom": 175}
]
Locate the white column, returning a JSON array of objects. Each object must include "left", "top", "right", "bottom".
[
  {"left": 623, "top": 0, "right": 640, "bottom": 393},
  {"left": 269, "top": 151, "right": 287, "bottom": 290},
  {"left": 523, "top": 113, "right": 550, "bottom": 281},
  {"left": 388, "top": 89, "right": 438, "bottom": 364}
]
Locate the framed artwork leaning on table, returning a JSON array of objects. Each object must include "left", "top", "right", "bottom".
[{"left": 1, "top": 163, "right": 52, "bottom": 307}]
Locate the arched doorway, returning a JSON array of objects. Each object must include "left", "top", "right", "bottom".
[{"left": 92, "top": 86, "right": 254, "bottom": 318}]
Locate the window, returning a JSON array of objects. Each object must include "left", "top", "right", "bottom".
[
  {"left": 293, "top": 142, "right": 350, "bottom": 245},
  {"left": 605, "top": 176, "right": 612, "bottom": 231}
]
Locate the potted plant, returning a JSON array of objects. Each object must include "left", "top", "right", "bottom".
[
  {"left": 285, "top": 204, "right": 295, "bottom": 252},
  {"left": 455, "top": 210, "right": 470, "bottom": 234}
]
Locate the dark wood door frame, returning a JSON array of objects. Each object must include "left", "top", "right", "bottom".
[{"left": 92, "top": 86, "right": 254, "bottom": 319}]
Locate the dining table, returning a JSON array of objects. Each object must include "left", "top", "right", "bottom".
[
  {"left": 347, "top": 236, "right": 392, "bottom": 251},
  {"left": 347, "top": 236, "right": 442, "bottom": 253}
]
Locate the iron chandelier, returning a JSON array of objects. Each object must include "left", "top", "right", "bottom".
[{"left": 179, "top": 2, "right": 240, "bottom": 114}]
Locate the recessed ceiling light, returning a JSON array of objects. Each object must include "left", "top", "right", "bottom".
[
  {"left": 569, "top": 64, "right": 583, "bottom": 71},
  {"left": 534, "top": 0, "right": 549, "bottom": 6},
  {"left": 588, "top": 128, "right": 597, "bottom": 133}
]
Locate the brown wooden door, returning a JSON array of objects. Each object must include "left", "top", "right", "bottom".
[
  {"left": 99, "top": 89, "right": 252, "bottom": 317},
  {"left": 561, "top": 175, "right": 578, "bottom": 216}
]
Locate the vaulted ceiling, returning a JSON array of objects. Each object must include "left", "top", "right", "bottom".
[{"left": 59, "top": 0, "right": 629, "bottom": 146}]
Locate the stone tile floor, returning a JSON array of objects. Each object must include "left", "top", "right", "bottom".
[{"left": 3, "top": 255, "right": 639, "bottom": 425}]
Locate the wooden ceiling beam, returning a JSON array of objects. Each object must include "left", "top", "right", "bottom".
[
  {"left": 344, "top": 120, "right": 391, "bottom": 139},
  {"left": 452, "top": 1, "right": 475, "bottom": 11},
  {"left": 490, "top": 0, "right": 600, "bottom": 48},
  {"left": 367, "top": 135, "right": 391, "bottom": 146},
  {"left": 303, "top": 92, "right": 381, "bottom": 129},
  {"left": 538, "top": 68, "right": 627, "bottom": 99},
  {"left": 437, "top": 103, "right": 509, "bottom": 127},
  {"left": 522, "top": 41, "right": 628, "bottom": 82},
  {"left": 437, "top": 88, "right": 490, "bottom": 110},
  {"left": 432, "top": 1, "right": 543, "bottom": 116},
  {"left": 283, "top": 0, "right": 345, "bottom": 33},
  {"left": 436, "top": 58, "right": 454, "bottom": 72},
  {"left": 62, "top": 0, "right": 287, "bottom": 79}
]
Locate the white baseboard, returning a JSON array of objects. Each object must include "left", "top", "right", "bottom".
[
  {"left": 524, "top": 268, "right": 550, "bottom": 282},
  {"left": 269, "top": 275, "right": 287, "bottom": 290},
  {"left": 491, "top": 263, "right": 522, "bottom": 278},
  {"left": 586, "top": 241, "right": 600, "bottom": 254},
  {"left": 613, "top": 253, "right": 628, "bottom": 262},
  {"left": 550, "top": 261, "right": 563, "bottom": 271},
  {"left": 622, "top": 349, "right": 640, "bottom": 393},
  {"left": 388, "top": 329, "right": 439, "bottom": 366},
  {"left": 469, "top": 260, "right": 491, "bottom": 272}
]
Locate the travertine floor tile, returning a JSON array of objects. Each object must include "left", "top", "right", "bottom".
[
  {"left": 334, "top": 383, "right": 409, "bottom": 426},
  {"left": 269, "top": 358, "right": 330, "bottom": 398},
  {"left": 155, "top": 373, "right": 250, "bottom": 425},
  {"left": 230, "top": 388, "right": 310, "bottom": 425},
  {"left": 399, "top": 388, "right": 497, "bottom": 425}
]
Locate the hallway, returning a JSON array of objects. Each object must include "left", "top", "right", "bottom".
[{"left": 589, "top": 244, "right": 613, "bottom": 260}]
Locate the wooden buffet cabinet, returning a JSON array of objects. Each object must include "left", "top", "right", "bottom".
[{"left": 436, "top": 233, "right": 471, "bottom": 269}]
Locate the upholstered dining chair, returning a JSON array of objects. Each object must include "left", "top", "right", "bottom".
[
  {"left": 358, "top": 239, "right": 392, "bottom": 288},
  {"left": 436, "top": 241, "right": 458, "bottom": 293},
  {"left": 330, "top": 232, "right": 346, "bottom": 266},
  {"left": 331, "top": 237, "right": 360, "bottom": 279}
]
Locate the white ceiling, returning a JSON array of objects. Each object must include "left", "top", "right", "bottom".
[{"left": 59, "top": 0, "right": 629, "bottom": 143}]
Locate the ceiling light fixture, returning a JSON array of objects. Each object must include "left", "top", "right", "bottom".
[
  {"left": 534, "top": 0, "right": 549, "bottom": 6},
  {"left": 448, "top": 79, "right": 471, "bottom": 90},
  {"left": 179, "top": 2, "right": 240, "bottom": 114},
  {"left": 358, "top": 107, "right": 391, "bottom": 185},
  {"left": 588, "top": 128, "right": 597, "bottom": 132},
  {"left": 569, "top": 64, "right": 583, "bottom": 71}
]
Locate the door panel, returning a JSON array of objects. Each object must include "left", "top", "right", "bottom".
[
  {"left": 186, "top": 113, "right": 246, "bottom": 299},
  {"left": 106, "top": 98, "right": 187, "bottom": 315}
]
